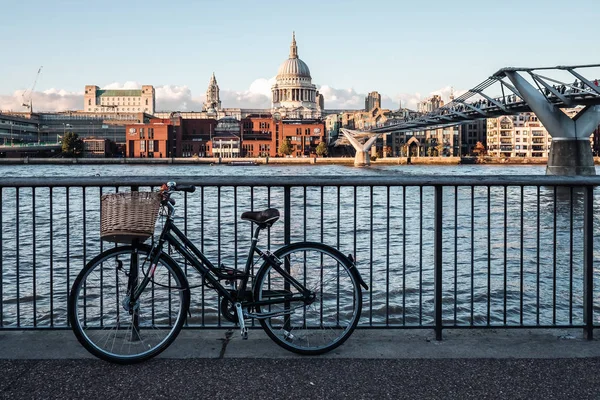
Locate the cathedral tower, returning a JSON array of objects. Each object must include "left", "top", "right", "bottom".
[{"left": 204, "top": 72, "right": 221, "bottom": 111}]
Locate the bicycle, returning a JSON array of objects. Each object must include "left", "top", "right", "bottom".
[{"left": 68, "top": 182, "right": 367, "bottom": 364}]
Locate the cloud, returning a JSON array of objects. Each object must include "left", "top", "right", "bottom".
[
  {"left": 247, "top": 77, "right": 276, "bottom": 98},
  {"left": 316, "top": 85, "right": 466, "bottom": 111},
  {"left": 0, "top": 79, "right": 465, "bottom": 113},
  {"left": 103, "top": 81, "right": 141, "bottom": 90},
  {"left": 154, "top": 85, "right": 203, "bottom": 111},
  {"left": 0, "top": 88, "right": 82, "bottom": 112},
  {"left": 317, "top": 86, "right": 364, "bottom": 109}
]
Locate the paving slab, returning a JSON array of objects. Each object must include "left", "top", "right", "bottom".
[{"left": 1, "top": 328, "right": 599, "bottom": 360}]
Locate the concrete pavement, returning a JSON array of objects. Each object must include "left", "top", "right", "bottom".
[
  {"left": 1, "top": 329, "right": 600, "bottom": 399},
  {"left": 1, "top": 328, "right": 599, "bottom": 360}
]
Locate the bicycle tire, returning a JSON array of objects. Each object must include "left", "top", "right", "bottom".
[
  {"left": 68, "top": 245, "right": 190, "bottom": 364},
  {"left": 253, "top": 242, "right": 362, "bottom": 355}
]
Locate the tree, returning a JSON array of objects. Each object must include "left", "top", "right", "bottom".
[
  {"left": 61, "top": 132, "right": 84, "bottom": 157},
  {"left": 472, "top": 141, "right": 487, "bottom": 156},
  {"left": 278, "top": 139, "right": 293, "bottom": 156},
  {"left": 315, "top": 141, "right": 328, "bottom": 157},
  {"left": 436, "top": 143, "right": 444, "bottom": 157},
  {"left": 384, "top": 146, "right": 392, "bottom": 157}
]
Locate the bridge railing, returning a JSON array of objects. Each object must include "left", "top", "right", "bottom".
[{"left": 1, "top": 175, "right": 600, "bottom": 339}]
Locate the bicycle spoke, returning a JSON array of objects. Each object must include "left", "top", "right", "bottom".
[
  {"left": 256, "top": 245, "right": 361, "bottom": 354},
  {"left": 70, "top": 246, "right": 189, "bottom": 363}
]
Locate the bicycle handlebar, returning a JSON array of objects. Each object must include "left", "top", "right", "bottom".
[
  {"left": 174, "top": 184, "right": 196, "bottom": 193},
  {"left": 162, "top": 182, "right": 196, "bottom": 194}
]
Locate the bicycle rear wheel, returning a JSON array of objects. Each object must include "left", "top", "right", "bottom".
[
  {"left": 68, "top": 245, "right": 190, "bottom": 364},
  {"left": 254, "top": 242, "right": 362, "bottom": 355}
]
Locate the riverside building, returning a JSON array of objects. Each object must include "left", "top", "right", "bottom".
[
  {"left": 486, "top": 110, "right": 589, "bottom": 158},
  {"left": 365, "top": 91, "right": 381, "bottom": 112},
  {"left": 84, "top": 85, "right": 155, "bottom": 114}
]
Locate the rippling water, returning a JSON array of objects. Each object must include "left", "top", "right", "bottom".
[{"left": 1, "top": 163, "right": 599, "bottom": 329}]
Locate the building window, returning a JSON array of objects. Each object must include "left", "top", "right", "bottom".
[
  {"left": 140, "top": 140, "right": 146, "bottom": 152},
  {"left": 148, "top": 140, "right": 154, "bottom": 151}
]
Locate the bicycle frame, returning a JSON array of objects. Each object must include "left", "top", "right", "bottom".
[{"left": 131, "top": 205, "right": 312, "bottom": 312}]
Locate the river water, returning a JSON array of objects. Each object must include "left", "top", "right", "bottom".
[{"left": 1, "top": 163, "right": 599, "bottom": 329}]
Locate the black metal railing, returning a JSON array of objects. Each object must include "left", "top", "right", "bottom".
[{"left": 1, "top": 175, "right": 600, "bottom": 339}]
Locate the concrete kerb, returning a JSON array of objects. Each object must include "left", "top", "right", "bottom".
[{"left": 1, "top": 328, "right": 599, "bottom": 361}]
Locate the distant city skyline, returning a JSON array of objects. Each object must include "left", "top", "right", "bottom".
[{"left": 0, "top": 0, "right": 597, "bottom": 112}]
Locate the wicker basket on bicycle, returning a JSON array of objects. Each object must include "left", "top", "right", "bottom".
[{"left": 100, "top": 191, "right": 161, "bottom": 244}]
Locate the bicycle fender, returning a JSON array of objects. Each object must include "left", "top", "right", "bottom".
[{"left": 273, "top": 242, "right": 369, "bottom": 291}]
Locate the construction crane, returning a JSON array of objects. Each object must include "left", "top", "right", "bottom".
[{"left": 22, "top": 66, "right": 43, "bottom": 113}]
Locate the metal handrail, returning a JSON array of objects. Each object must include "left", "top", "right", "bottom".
[
  {"left": 0, "top": 175, "right": 598, "bottom": 339},
  {"left": 2, "top": 175, "right": 600, "bottom": 188}
]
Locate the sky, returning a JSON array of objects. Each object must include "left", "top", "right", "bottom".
[{"left": 0, "top": 0, "right": 598, "bottom": 112}]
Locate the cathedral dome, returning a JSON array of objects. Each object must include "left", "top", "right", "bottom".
[
  {"left": 271, "top": 32, "right": 322, "bottom": 119},
  {"left": 276, "top": 32, "right": 311, "bottom": 79},
  {"left": 277, "top": 58, "right": 311, "bottom": 78}
]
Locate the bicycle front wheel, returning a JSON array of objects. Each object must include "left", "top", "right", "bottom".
[
  {"left": 68, "top": 245, "right": 190, "bottom": 364},
  {"left": 254, "top": 242, "right": 362, "bottom": 355}
]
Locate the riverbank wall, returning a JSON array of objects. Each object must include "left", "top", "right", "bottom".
[
  {"left": 0, "top": 156, "right": 454, "bottom": 166},
  {"left": 0, "top": 156, "right": 598, "bottom": 166}
]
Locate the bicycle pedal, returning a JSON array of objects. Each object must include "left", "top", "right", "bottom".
[{"left": 234, "top": 302, "right": 248, "bottom": 340}]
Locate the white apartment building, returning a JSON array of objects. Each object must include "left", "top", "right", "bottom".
[
  {"left": 84, "top": 85, "right": 155, "bottom": 114},
  {"left": 487, "top": 110, "right": 587, "bottom": 158},
  {"left": 487, "top": 113, "right": 552, "bottom": 158}
]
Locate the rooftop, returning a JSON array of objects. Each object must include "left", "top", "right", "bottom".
[{"left": 96, "top": 89, "right": 143, "bottom": 97}]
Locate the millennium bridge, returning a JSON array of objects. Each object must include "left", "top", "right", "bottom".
[{"left": 339, "top": 64, "right": 600, "bottom": 175}]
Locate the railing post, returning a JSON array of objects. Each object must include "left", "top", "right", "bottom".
[
  {"left": 434, "top": 185, "right": 443, "bottom": 340},
  {"left": 584, "top": 185, "right": 594, "bottom": 340},
  {"left": 284, "top": 186, "right": 291, "bottom": 246},
  {"left": 283, "top": 185, "right": 291, "bottom": 331}
]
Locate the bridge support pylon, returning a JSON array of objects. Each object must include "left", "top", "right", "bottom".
[
  {"left": 505, "top": 71, "right": 600, "bottom": 176},
  {"left": 341, "top": 129, "right": 382, "bottom": 167}
]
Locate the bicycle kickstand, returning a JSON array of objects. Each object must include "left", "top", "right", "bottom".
[{"left": 234, "top": 302, "right": 248, "bottom": 340}]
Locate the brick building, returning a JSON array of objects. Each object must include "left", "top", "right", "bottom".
[
  {"left": 126, "top": 118, "right": 177, "bottom": 158},
  {"left": 181, "top": 118, "right": 216, "bottom": 157},
  {"left": 241, "top": 115, "right": 276, "bottom": 157},
  {"left": 280, "top": 119, "right": 325, "bottom": 157},
  {"left": 126, "top": 114, "right": 325, "bottom": 158}
]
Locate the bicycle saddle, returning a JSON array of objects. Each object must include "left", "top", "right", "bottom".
[{"left": 241, "top": 208, "right": 280, "bottom": 225}]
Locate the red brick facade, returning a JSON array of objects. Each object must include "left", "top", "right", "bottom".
[
  {"left": 241, "top": 116, "right": 276, "bottom": 157},
  {"left": 181, "top": 119, "right": 217, "bottom": 157},
  {"left": 126, "top": 118, "right": 176, "bottom": 158},
  {"left": 280, "top": 120, "right": 325, "bottom": 157},
  {"left": 126, "top": 116, "right": 325, "bottom": 158}
]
